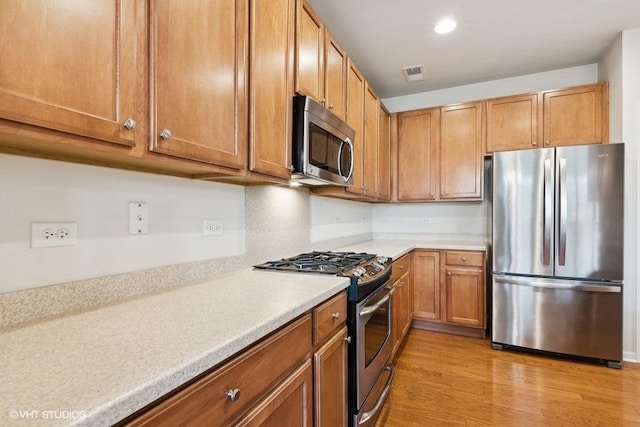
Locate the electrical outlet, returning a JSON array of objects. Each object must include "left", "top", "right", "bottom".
[
  {"left": 203, "top": 219, "right": 223, "bottom": 236},
  {"left": 31, "top": 222, "right": 78, "bottom": 248},
  {"left": 421, "top": 217, "right": 432, "bottom": 224}
]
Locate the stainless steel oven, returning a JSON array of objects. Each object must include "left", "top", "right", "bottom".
[
  {"left": 253, "top": 251, "right": 394, "bottom": 427},
  {"left": 350, "top": 279, "right": 395, "bottom": 427}
]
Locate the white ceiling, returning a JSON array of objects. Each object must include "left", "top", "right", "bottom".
[{"left": 306, "top": 0, "right": 640, "bottom": 99}]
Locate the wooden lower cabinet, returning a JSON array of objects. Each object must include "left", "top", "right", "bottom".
[
  {"left": 123, "top": 292, "right": 348, "bottom": 427},
  {"left": 391, "top": 254, "right": 413, "bottom": 358},
  {"left": 236, "top": 360, "right": 313, "bottom": 426},
  {"left": 413, "top": 249, "right": 486, "bottom": 338},
  {"left": 314, "top": 327, "right": 348, "bottom": 427},
  {"left": 412, "top": 251, "right": 441, "bottom": 321}
]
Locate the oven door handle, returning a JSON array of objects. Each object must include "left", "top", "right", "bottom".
[
  {"left": 359, "top": 286, "right": 395, "bottom": 317},
  {"left": 359, "top": 364, "right": 395, "bottom": 425}
]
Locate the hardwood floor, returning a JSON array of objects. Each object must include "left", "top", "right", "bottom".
[{"left": 376, "top": 329, "right": 640, "bottom": 427}]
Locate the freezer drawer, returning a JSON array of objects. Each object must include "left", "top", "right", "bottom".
[{"left": 491, "top": 275, "right": 622, "bottom": 363}]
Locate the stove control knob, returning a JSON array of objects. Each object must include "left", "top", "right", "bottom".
[
  {"left": 372, "top": 262, "right": 384, "bottom": 271},
  {"left": 375, "top": 255, "right": 388, "bottom": 265},
  {"left": 352, "top": 267, "right": 367, "bottom": 277}
]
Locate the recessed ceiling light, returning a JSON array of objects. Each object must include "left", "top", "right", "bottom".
[{"left": 434, "top": 18, "right": 457, "bottom": 34}]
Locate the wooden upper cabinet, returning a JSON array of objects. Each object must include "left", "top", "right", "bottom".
[
  {"left": 397, "top": 108, "right": 440, "bottom": 201},
  {"left": 324, "top": 31, "right": 348, "bottom": 120},
  {"left": 362, "top": 84, "right": 379, "bottom": 198},
  {"left": 345, "top": 60, "right": 365, "bottom": 196},
  {"left": 486, "top": 93, "right": 539, "bottom": 153},
  {"left": 295, "top": 0, "right": 347, "bottom": 120},
  {"left": 440, "top": 102, "right": 484, "bottom": 200},
  {"left": 151, "top": 0, "right": 247, "bottom": 169},
  {"left": 249, "top": 0, "right": 295, "bottom": 179},
  {"left": 378, "top": 105, "right": 392, "bottom": 201},
  {"left": 542, "top": 83, "right": 607, "bottom": 147},
  {"left": 295, "top": 0, "right": 324, "bottom": 101},
  {"left": 0, "top": 0, "right": 141, "bottom": 147}
]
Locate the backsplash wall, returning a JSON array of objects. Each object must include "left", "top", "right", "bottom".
[{"left": 0, "top": 154, "right": 373, "bottom": 295}]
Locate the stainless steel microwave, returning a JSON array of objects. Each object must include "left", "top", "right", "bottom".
[{"left": 291, "top": 95, "right": 355, "bottom": 186}]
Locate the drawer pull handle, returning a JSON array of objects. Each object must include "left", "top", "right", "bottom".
[
  {"left": 225, "top": 388, "right": 241, "bottom": 402},
  {"left": 345, "top": 336, "right": 351, "bottom": 343},
  {"left": 398, "top": 265, "right": 405, "bottom": 270},
  {"left": 462, "top": 257, "right": 467, "bottom": 261},
  {"left": 331, "top": 312, "right": 341, "bottom": 319}
]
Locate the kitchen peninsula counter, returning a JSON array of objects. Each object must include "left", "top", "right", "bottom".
[{"left": 0, "top": 237, "right": 486, "bottom": 426}]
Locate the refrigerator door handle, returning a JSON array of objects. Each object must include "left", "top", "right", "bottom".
[
  {"left": 558, "top": 157, "right": 568, "bottom": 266},
  {"left": 494, "top": 275, "right": 621, "bottom": 293},
  {"left": 543, "top": 158, "right": 553, "bottom": 265}
]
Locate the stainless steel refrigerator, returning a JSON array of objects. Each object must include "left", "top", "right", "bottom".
[{"left": 491, "top": 143, "right": 624, "bottom": 368}]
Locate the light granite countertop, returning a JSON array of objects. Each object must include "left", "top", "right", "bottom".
[
  {"left": 0, "top": 237, "right": 487, "bottom": 426},
  {"left": 0, "top": 269, "right": 349, "bottom": 426}
]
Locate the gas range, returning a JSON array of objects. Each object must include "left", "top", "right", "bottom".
[
  {"left": 253, "top": 251, "right": 392, "bottom": 301},
  {"left": 254, "top": 250, "right": 395, "bottom": 427}
]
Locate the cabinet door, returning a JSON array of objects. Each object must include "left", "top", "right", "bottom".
[
  {"left": 542, "top": 83, "right": 606, "bottom": 147},
  {"left": 444, "top": 267, "right": 485, "bottom": 328},
  {"left": 345, "top": 60, "right": 365, "bottom": 196},
  {"left": 377, "top": 106, "right": 392, "bottom": 201},
  {"left": 151, "top": 0, "right": 247, "bottom": 168},
  {"left": 440, "top": 102, "right": 484, "bottom": 200},
  {"left": 413, "top": 251, "right": 441, "bottom": 321},
  {"left": 486, "top": 94, "right": 539, "bottom": 153},
  {"left": 392, "top": 271, "right": 411, "bottom": 357},
  {"left": 249, "top": 0, "right": 295, "bottom": 179},
  {"left": 362, "top": 84, "right": 379, "bottom": 198},
  {"left": 397, "top": 108, "right": 440, "bottom": 201},
  {"left": 314, "top": 328, "right": 348, "bottom": 427},
  {"left": 0, "top": 0, "right": 141, "bottom": 147},
  {"left": 238, "top": 360, "right": 313, "bottom": 427},
  {"left": 324, "top": 31, "right": 347, "bottom": 120},
  {"left": 295, "top": 0, "right": 324, "bottom": 101}
]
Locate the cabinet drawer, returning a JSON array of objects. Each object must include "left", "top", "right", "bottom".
[
  {"left": 392, "top": 253, "right": 412, "bottom": 282},
  {"left": 128, "top": 314, "right": 312, "bottom": 426},
  {"left": 313, "top": 291, "right": 347, "bottom": 345},
  {"left": 445, "top": 251, "right": 484, "bottom": 267}
]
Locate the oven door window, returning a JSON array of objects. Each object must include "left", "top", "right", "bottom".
[
  {"left": 363, "top": 295, "right": 391, "bottom": 367},
  {"left": 309, "top": 123, "right": 342, "bottom": 175}
]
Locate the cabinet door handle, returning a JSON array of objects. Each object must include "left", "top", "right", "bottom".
[
  {"left": 328, "top": 104, "right": 334, "bottom": 109},
  {"left": 398, "top": 265, "right": 405, "bottom": 270},
  {"left": 123, "top": 118, "right": 137, "bottom": 130},
  {"left": 331, "top": 312, "right": 340, "bottom": 319},
  {"left": 345, "top": 336, "right": 352, "bottom": 343},
  {"left": 447, "top": 272, "right": 452, "bottom": 276},
  {"left": 532, "top": 141, "right": 537, "bottom": 146},
  {"left": 462, "top": 257, "right": 467, "bottom": 261},
  {"left": 225, "top": 388, "right": 241, "bottom": 402},
  {"left": 545, "top": 140, "right": 551, "bottom": 146},
  {"left": 159, "top": 129, "right": 172, "bottom": 140}
]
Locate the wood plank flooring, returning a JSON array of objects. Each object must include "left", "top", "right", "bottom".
[{"left": 376, "top": 329, "right": 640, "bottom": 427}]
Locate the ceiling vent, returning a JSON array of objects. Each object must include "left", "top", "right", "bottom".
[{"left": 402, "top": 65, "right": 425, "bottom": 82}]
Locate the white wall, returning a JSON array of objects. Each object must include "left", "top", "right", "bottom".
[
  {"left": 382, "top": 64, "right": 599, "bottom": 112},
  {"left": 0, "top": 155, "right": 373, "bottom": 295},
  {"left": 600, "top": 28, "right": 640, "bottom": 362},
  {"left": 310, "top": 195, "right": 372, "bottom": 243},
  {"left": 373, "top": 202, "right": 487, "bottom": 235},
  {"left": 0, "top": 155, "right": 246, "bottom": 293}
]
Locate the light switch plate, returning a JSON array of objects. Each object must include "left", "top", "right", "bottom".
[{"left": 129, "top": 202, "right": 149, "bottom": 235}]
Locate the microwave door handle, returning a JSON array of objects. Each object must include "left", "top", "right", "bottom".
[{"left": 337, "top": 139, "right": 354, "bottom": 182}]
